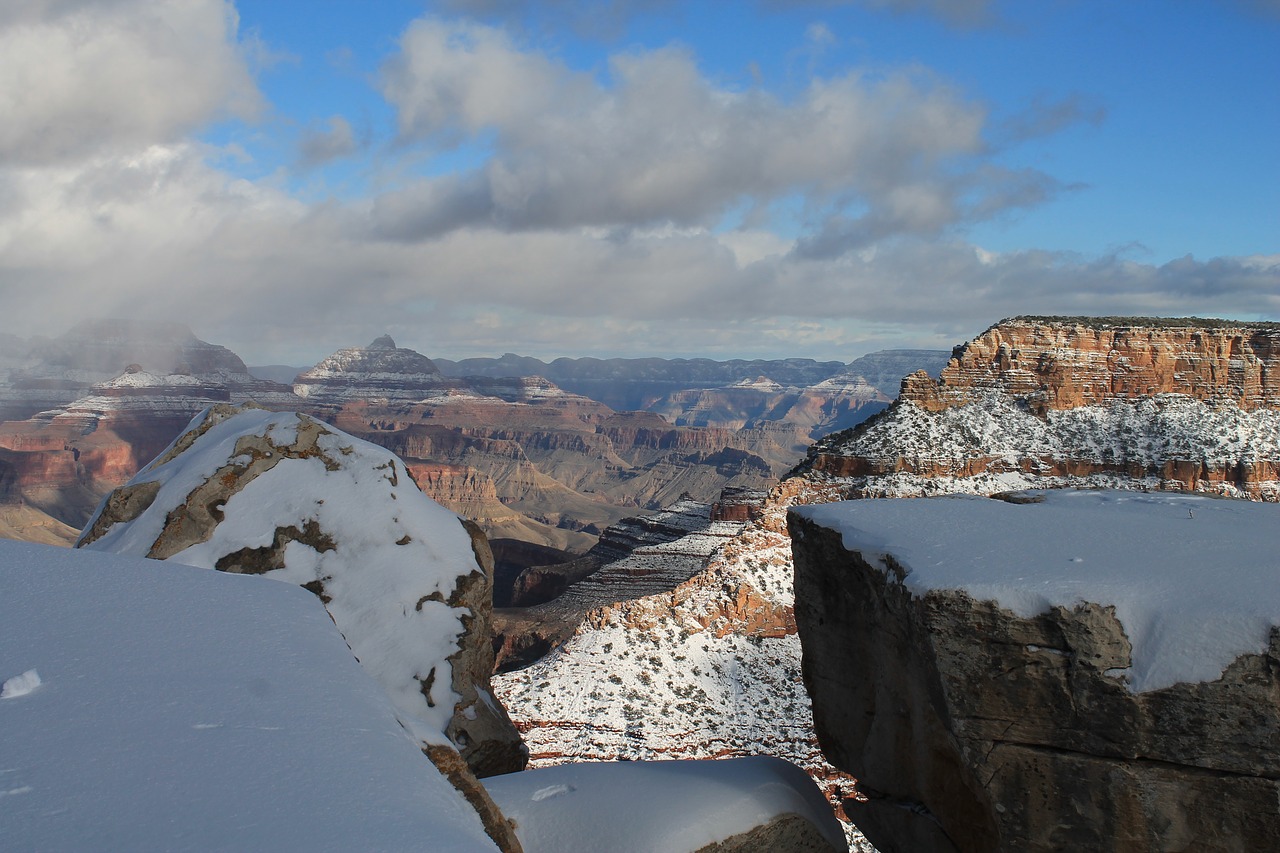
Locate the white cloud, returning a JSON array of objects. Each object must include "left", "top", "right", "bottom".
[
  {"left": 377, "top": 20, "right": 1013, "bottom": 249},
  {"left": 2, "top": 140, "right": 1273, "bottom": 363},
  {"left": 0, "top": 0, "right": 261, "bottom": 166},
  {"left": 0, "top": 4, "right": 1273, "bottom": 366}
]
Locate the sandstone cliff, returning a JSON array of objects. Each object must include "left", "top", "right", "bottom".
[{"left": 799, "top": 317, "right": 1280, "bottom": 500}]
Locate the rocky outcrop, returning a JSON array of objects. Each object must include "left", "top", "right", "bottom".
[
  {"left": 710, "top": 486, "right": 767, "bottom": 522},
  {"left": 908, "top": 316, "right": 1280, "bottom": 413},
  {"left": 789, "top": 491, "right": 1280, "bottom": 852},
  {"left": 77, "top": 404, "right": 525, "bottom": 780},
  {"left": 800, "top": 317, "right": 1280, "bottom": 500}
]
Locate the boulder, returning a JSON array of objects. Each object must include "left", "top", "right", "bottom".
[
  {"left": 77, "top": 404, "right": 526, "bottom": 781},
  {"left": 789, "top": 491, "right": 1280, "bottom": 852}
]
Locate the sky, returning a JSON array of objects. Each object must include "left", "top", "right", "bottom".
[{"left": 0, "top": 0, "right": 1276, "bottom": 366}]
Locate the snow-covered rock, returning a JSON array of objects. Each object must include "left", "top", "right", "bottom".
[
  {"left": 800, "top": 318, "right": 1280, "bottom": 501},
  {"left": 77, "top": 404, "right": 525, "bottom": 780},
  {"left": 293, "top": 334, "right": 448, "bottom": 407},
  {"left": 485, "top": 756, "right": 847, "bottom": 853},
  {"left": 789, "top": 490, "right": 1280, "bottom": 852},
  {"left": 0, "top": 539, "right": 500, "bottom": 851}
]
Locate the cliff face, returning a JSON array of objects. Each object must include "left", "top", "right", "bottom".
[
  {"left": 790, "top": 492, "right": 1280, "bottom": 852},
  {"left": 802, "top": 318, "right": 1280, "bottom": 500},
  {"left": 906, "top": 318, "right": 1280, "bottom": 414}
]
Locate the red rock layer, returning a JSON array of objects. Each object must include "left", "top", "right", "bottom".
[{"left": 905, "top": 318, "right": 1280, "bottom": 414}]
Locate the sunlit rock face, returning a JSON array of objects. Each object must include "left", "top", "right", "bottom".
[
  {"left": 789, "top": 491, "right": 1280, "bottom": 853},
  {"left": 797, "top": 317, "right": 1280, "bottom": 500},
  {"left": 77, "top": 404, "right": 526, "bottom": 779}
]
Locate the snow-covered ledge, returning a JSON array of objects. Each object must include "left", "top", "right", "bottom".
[{"left": 789, "top": 490, "right": 1280, "bottom": 853}]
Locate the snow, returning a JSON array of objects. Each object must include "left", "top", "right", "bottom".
[
  {"left": 494, "top": 514, "right": 876, "bottom": 850},
  {"left": 80, "top": 408, "right": 486, "bottom": 747},
  {"left": 97, "top": 370, "right": 206, "bottom": 388},
  {"left": 1, "top": 669, "right": 41, "bottom": 699},
  {"left": 485, "top": 756, "right": 846, "bottom": 853},
  {"left": 794, "top": 490, "right": 1280, "bottom": 692},
  {"left": 821, "top": 394, "right": 1280, "bottom": 472},
  {"left": 0, "top": 539, "right": 496, "bottom": 851}
]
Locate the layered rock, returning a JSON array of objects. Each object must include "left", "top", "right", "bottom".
[
  {"left": 908, "top": 316, "right": 1280, "bottom": 413},
  {"left": 292, "top": 334, "right": 447, "bottom": 410},
  {"left": 790, "top": 491, "right": 1280, "bottom": 852},
  {"left": 645, "top": 374, "right": 890, "bottom": 455},
  {"left": 800, "top": 317, "right": 1280, "bottom": 500},
  {"left": 77, "top": 404, "right": 526, "bottom": 781},
  {"left": 0, "top": 369, "right": 264, "bottom": 527}
]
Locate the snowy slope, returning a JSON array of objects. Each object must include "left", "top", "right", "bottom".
[
  {"left": 494, "top": 515, "right": 874, "bottom": 850},
  {"left": 486, "top": 756, "right": 846, "bottom": 853},
  {"left": 808, "top": 393, "right": 1280, "bottom": 500},
  {"left": 79, "top": 408, "right": 491, "bottom": 749},
  {"left": 828, "top": 394, "right": 1280, "bottom": 471},
  {"left": 0, "top": 540, "right": 496, "bottom": 851},
  {"left": 795, "top": 490, "right": 1280, "bottom": 692}
]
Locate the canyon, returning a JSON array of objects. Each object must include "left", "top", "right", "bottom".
[
  {"left": 489, "top": 316, "right": 1280, "bottom": 851},
  {"left": 7, "top": 315, "right": 1279, "bottom": 850},
  {"left": 0, "top": 322, "right": 938, "bottom": 558}
]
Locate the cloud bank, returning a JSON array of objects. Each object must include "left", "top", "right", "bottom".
[{"left": 0, "top": 3, "right": 1274, "bottom": 365}]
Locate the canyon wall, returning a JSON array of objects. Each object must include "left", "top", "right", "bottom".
[{"left": 800, "top": 317, "right": 1280, "bottom": 500}]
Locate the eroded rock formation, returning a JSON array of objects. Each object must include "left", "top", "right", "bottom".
[{"left": 77, "top": 404, "right": 525, "bottom": 781}]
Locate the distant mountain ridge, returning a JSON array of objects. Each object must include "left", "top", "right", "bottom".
[{"left": 435, "top": 349, "right": 949, "bottom": 411}]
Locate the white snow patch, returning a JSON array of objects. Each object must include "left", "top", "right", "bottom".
[
  {"left": 530, "top": 783, "right": 574, "bottom": 801},
  {"left": 0, "top": 540, "right": 496, "bottom": 850},
  {"left": 795, "top": 490, "right": 1280, "bottom": 692},
  {"left": 820, "top": 394, "right": 1280, "bottom": 473},
  {"left": 485, "top": 757, "right": 845, "bottom": 853},
  {"left": 0, "top": 670, "right": 41, "bottom": 699}
]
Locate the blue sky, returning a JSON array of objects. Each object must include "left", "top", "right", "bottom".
[{"left": 0, "top": 0, "right": 1276, "bottom": 364}]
